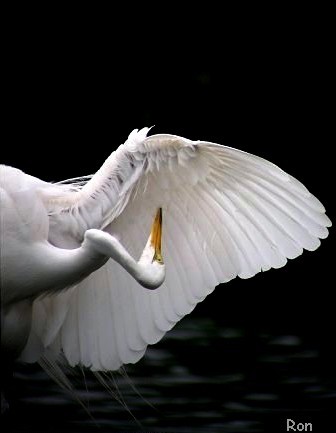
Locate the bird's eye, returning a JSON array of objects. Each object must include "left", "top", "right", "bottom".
[{"left": 153, "top": 251, "right": 164, "bottom": 264}]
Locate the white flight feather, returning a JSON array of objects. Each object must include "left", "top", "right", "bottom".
[{"left": 18, "top": 128, "right": 331, "bottom": 371}]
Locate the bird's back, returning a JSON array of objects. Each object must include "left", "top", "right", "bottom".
[{"left": 0, "top": 165, "right": 50, "bottom": 243}]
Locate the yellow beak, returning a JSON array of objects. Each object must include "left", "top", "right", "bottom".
[{"left": 150, "top": 208, "right": 163, "bottom": 264}]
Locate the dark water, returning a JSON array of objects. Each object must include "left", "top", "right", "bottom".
[{"left": 2, "top": 315, "right": 335, "bottom": 433}]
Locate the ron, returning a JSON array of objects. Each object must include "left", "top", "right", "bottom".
[{"left": 287, "top": 419, "right": 313, "bottom": 431}]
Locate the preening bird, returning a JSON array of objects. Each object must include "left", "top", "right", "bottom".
[{"left": 0, "top": 128, "right": 331, "bottom": 373}]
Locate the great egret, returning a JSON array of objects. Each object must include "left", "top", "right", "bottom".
[{"left": 1, "top": 127, "right": 331, "bottom": 376}]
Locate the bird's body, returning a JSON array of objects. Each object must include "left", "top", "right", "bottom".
[
  {"left": 1, "top": 166, "right": 106, "bottom": 358},
  {"left": 0, "top": 128, "right": 331, "bottom": 374}
]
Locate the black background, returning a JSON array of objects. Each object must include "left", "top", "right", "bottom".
[
  {"left": 3, "top": 12, "right": 334, "bottom": 322},
  {"left": 2, "top": 7, "right": 335, "bottom": 432}
]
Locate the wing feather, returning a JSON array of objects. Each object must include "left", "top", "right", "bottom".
[{"left": 26, "top": 132, "right": 331, "bottom": 370}]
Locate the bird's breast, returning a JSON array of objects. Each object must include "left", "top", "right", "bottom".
[{"left": 1, "top": 300, "right": 32, "bottom": 359}]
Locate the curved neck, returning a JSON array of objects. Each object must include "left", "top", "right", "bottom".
[
  {"left": 4, "top": 241, "right": 108, "bottom": 306},
  {"left": 43, "top": 242, "right": 108, "bottom": 291},
  {"left": 85, "top": 230, "right": 165, "bottom": 290}
]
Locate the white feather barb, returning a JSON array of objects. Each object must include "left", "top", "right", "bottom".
[{"left": 19, "top": 129, "right": 331, "bottom": 372}]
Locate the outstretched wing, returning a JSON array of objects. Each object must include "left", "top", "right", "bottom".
[{"left": 23, "top": 131, "right": 331, "bottom": 370}]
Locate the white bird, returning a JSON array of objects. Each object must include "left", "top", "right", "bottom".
[{"left": 0, "top": 128, "right": 331, "bottom": 374}]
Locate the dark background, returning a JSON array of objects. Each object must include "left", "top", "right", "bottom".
[
  {"left": 2, "top": 8, "right": 335, "bottom": 432},
  {"left": 3, "top": 12, "right": 334, "bottom": 327}
]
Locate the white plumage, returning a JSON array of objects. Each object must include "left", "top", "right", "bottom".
[{"left": 1, "top": 128, "right": 331, "bottom": 372}]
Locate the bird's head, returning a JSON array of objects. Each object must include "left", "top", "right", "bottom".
[
  {"left": 138, "top": 208, "right": 165, "bottom": 289},
  {"left": 83, "top": 208, "right": 165, "bottom": 290}
]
